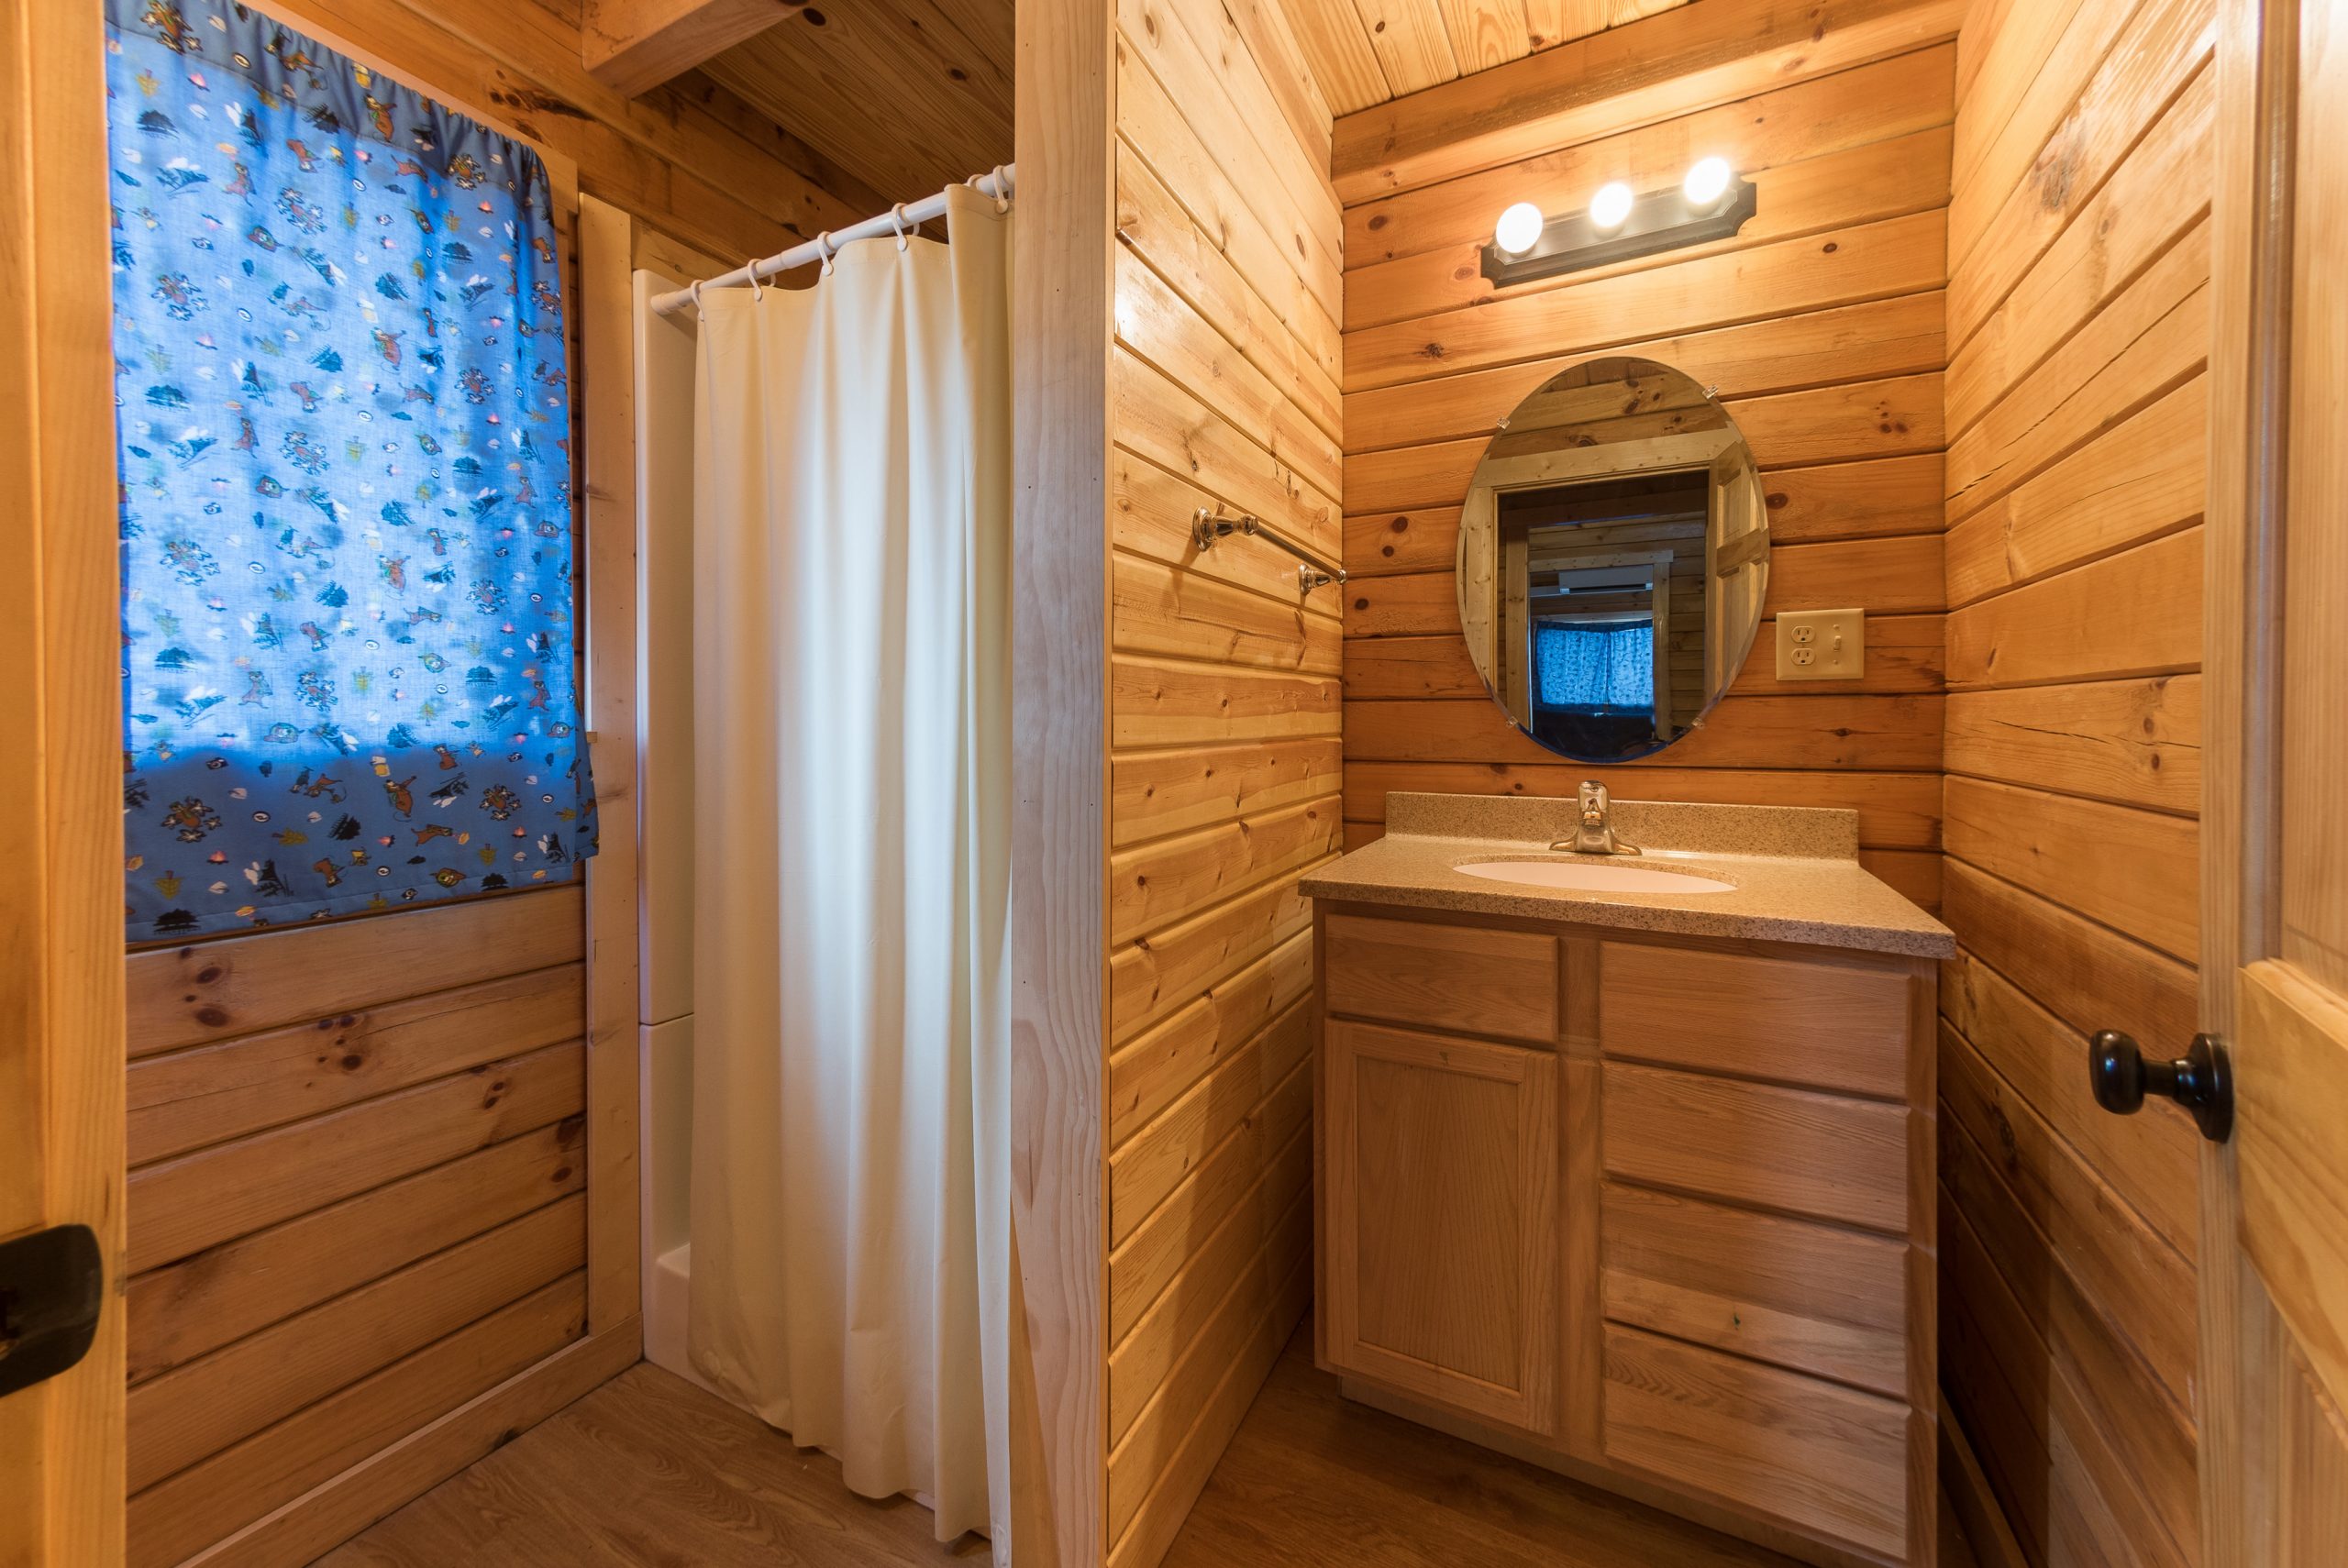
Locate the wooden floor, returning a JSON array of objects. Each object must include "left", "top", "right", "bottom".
[
  {"left": 315, "top": 1360, "right": 988, "bottom": 1567},
  {"left": 322, "top": 1328, "right": 1981, "bottom": 1567},
  {"left": 1167, "top": 1333, "right": 1980, "bottom": 1568}
]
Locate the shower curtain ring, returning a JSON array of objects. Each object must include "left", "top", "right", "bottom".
[
  {"left": 815, "top": 230, "right": 836, "bottom": 275},
  {"left": 744, "top": 260, "right": 765, "bottom": 302},
  {"left": 688, "top": 279, "right": 707, "bottom": 320},
  {"left": 889, "top": 203, "right": 913, "bottom": 252},
  {"left": 988, "top": 165, "right": 1010, "bottom": 214}
]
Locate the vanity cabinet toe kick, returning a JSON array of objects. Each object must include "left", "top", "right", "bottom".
[{"left": 1311, "top": 901, "right": 1938, "bottom": 1568}]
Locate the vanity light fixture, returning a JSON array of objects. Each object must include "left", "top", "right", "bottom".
[
  {"left": 1481, "top": 161, "right": 1758, "bottom": 288},
  {"left": 1588, "top": 181, "right": 1634, "bottom": 230},
  {"left": 1492, "top": 201, "right": 1545, "bottom": 256},
  {"left": 1683, "top": 155, "right": 1733, "bottom": 208}
]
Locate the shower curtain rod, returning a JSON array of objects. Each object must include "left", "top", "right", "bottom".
[{"left": 649, "top": 163, "right": 1016, "bottom": 316}]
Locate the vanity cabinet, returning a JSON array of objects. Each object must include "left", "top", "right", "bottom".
[{"left": 1313, "top": 903, "right": 1936, "bottom": 1568}]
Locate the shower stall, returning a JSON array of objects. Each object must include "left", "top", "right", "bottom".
[{"left": 627, "top": 171, "right": 1015, "bottom": 1555}]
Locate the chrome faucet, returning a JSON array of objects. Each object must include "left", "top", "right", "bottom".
[{"left": 1552, "top": 779, "right": 1641, "bottom": 856}]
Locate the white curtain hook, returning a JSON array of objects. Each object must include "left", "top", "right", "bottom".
[
  {"left": 989, "top": 165, "right": 1010, "bottom": 214},
  {"left": 815, "top": 230, "right": 836, "bottom": 275},
  {"left": 688, "top": 279, "right": 706, "bottom": 320},
  {"left": 889, "top": 202, "right": 912, "bottom": 252},
  {"left": 744, "top": 260, "right": 765, "bottom": 302}
]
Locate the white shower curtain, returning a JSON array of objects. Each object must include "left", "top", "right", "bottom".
[{"left": 686, "top": 183, "right": 1012, "bottom": 1552}]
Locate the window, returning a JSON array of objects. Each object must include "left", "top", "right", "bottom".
[
  {"left": 1534, "top": 622, "right": 1654, "bottom": 711},
  {"left": 106, "top": 0, "right": 593, "bottom": 940}
]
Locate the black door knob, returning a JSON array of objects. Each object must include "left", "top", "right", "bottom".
[{"left": 2088, "top": 1030, "right": 2233, "bottom": 1143}]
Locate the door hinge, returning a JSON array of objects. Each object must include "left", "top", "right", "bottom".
[{"left": 0, "top": 1223, "right": 104, "bottom": 1399}]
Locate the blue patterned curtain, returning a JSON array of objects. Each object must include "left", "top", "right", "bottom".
[
  {"left": 105, "top": 0, "right": 594, "bottom": 941},
  {"left": 1534, "top": 623, "right": 1653, "bottom": 709}
]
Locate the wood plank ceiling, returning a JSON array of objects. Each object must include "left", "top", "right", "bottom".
[
  {"left": 585, "top": 0, "right": 1677, "bottom": 218},
  {"left": 1279, "top": 0, "right": 1690, "bottom": 114},
  {"left": 578, "top": 0, "right": 1012, "bottom": 211},
  {"left": 699, "top": 0, "right": 1014, "bottom": 206}
]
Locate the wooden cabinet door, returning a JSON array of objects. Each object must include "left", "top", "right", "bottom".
[{"left": 1322, "top": 1021, "right": 1559, "bottom": 1434}]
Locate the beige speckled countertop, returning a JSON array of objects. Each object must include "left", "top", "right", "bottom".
[{"left": 1301, "top": 792, "right": 1955, "bottom": 959}]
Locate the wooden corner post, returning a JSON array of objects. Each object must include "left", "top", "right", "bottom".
[{"left": 1010, "top": 0, "right": 1116, "bottom": 1556}]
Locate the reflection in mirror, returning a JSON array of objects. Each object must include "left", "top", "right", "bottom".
[{"left": 1456, "top": 357, "right": 1768, "bottom": 764}]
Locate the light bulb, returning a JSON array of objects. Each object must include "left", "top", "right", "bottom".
[
  {"left": 1683, "top": 156, "right": 1733, "bottom": 208},
  {"left": 1589, "top": 181, "right": 1634, "bottom": 231},
  {"left": 1492, "top": 201, "right": 1545, "bottom": 256}
]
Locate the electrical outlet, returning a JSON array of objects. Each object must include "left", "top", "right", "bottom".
[{"left": 1776, "top": 609, "right": 1865, "bottom": 679}]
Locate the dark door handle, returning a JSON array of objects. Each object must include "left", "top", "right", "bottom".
[
  {"left": 2088, "top": 1030, "right": 2233, "bottom": 1143},
  {"left": 0, "top": 1223, "right": 103, "bottom": 1399}
]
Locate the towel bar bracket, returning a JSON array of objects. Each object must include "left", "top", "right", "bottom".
[{"left": 1191, "top": 507, "right": 1347, "bottom": 593}]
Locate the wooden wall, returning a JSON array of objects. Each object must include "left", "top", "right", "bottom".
[
  {"left": 1332, "top": 0, "right": 1964, "bottom": 913},
  {"left": 1935, "top": 0, "right": 2213, "bottom": 1562},
  {"left": 120, "top": 891, "right": 633, "bottom": 1567},
  {"left": 1102, "top": 0, "right": 1341, "bottom": 1561},
  {"left": 1269, "top": 0, "right": 1695, "bottom": 113}
]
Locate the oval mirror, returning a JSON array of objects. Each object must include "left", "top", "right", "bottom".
[{"left": 1456, "top": 356, "right": 1768, "bottom": 764}]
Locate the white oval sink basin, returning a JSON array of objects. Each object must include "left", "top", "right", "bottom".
[{"left": 1454, "top": 858, "right": 1735, "bottom": 894}]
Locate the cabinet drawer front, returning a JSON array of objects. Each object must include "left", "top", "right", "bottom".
[
  {"left": 1600, "top": 943, "right": 1913, "bottom": 1099},
  {"left": 1602, "top": 1062, "right": 1908, "bottom": 1233},
  {"left": 1603, "top": 1325, "right": 1910, "bottom": 1561},
  {"left": 1601, "top": 1184, "right": 1909, "bottom": 1397},
  {"left": 1324, "top": 913, "right": 1559, "bottom": 1043},
  {"left": 1324, "top": 1021, "right": 1558, "bottom": 1434}
]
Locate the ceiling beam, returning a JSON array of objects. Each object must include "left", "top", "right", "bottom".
[{"left": 582, "top": 0, "right": 798, "bottom": 96}]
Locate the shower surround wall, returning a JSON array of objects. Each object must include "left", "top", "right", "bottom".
[
  {"left": 1936, "top": 0, "right": 2213, "bottom": 1563},
  {"left": 1098, "top": 0, "right": 1343, "bottom": 1562},
  {"left": 1331, "top": 0, "right": 1962, "bottom": 910}
]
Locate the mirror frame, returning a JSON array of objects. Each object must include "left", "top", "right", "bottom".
[{"left": 1454, "top": 357, "right": 1770, "bottom": 764}]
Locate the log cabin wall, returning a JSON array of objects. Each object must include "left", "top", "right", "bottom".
[
  {"left": 1102, "top": 0, "right": 1342, "bottom": 1561},
  {"left": 1935, "top": 0, "right": 2213, "bottom": 1562},
  {"left": 116, "top": 6, "right": 880, "bottom": 1564},
  {"left": 123, "top": 893, "right": 610, "bottom": 1567},
  {"left": 1330, "top": 0, "right": 1966, "bottom": 911}
]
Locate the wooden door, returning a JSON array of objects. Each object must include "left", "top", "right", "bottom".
[
  {"left": 2198, "top": 0, "right": 2348, "bottom": 1561},
  {"left": 0, "top": 0, "right": 127, "bottom": 1561},
  {"left": 1322, "top": 1020, "right": 1558, "bottom": 1434}
]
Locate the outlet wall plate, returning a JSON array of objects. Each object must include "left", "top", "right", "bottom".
[{"left": 1775, "top": 608, "right": 1866, "bottom": 679}]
